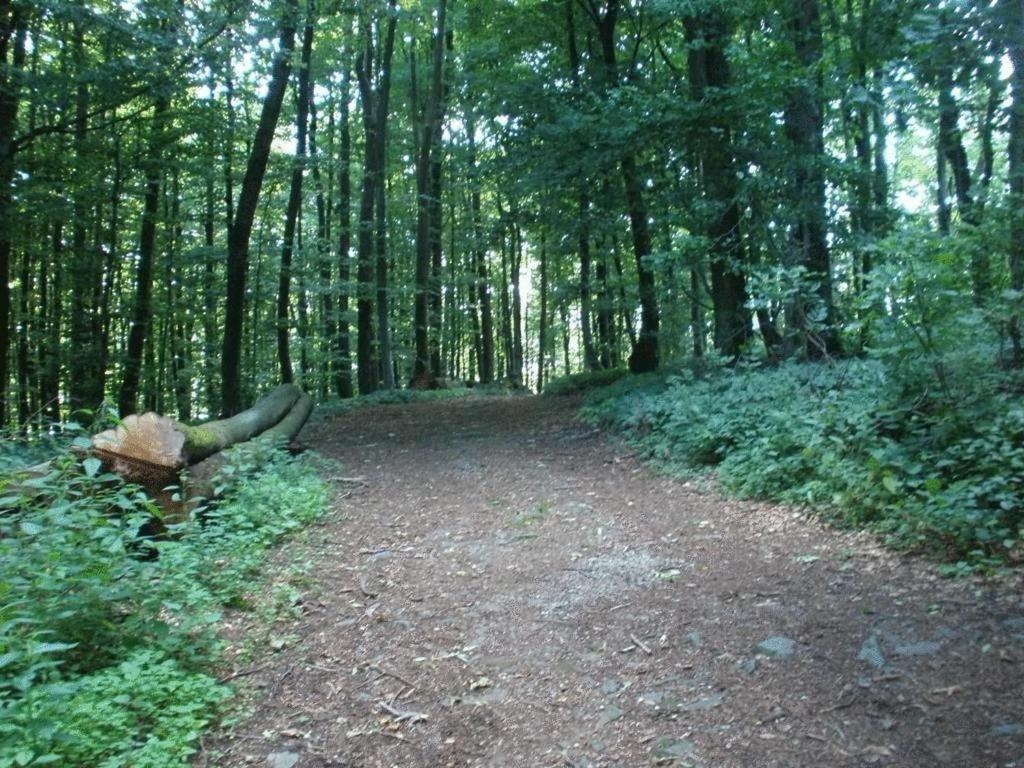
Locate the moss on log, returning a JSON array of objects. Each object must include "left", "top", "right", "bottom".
[{"left": 91, "top": 384, "right": 311, "bottom": 495}]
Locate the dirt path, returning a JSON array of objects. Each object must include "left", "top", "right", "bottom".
[{"left": 213, "top": 395, "right": 1024, "bottom": 768}]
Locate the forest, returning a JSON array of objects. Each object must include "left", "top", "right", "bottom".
[
  {"left": 0, "top": 0, "right": 1017, "bottom": 422},
  {"left": 2, "top": 0, "right": 1024, "bottom": 765}
]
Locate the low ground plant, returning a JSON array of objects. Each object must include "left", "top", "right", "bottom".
[{"left": 0, "top": 440, "right": 329, "bottom": 767}]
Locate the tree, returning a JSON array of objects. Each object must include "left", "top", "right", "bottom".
[
  {"left": 782, "top": 0, "right": 838, "bottom": 357},
  {"left": 0, "top": 2, "right": 27, "bottom": 428},
  {"left": 222, "top": 0, "right": 298, "bottom": 416},
  {"left": 354, "top": 0, "right": 398, "bottom": 394}
]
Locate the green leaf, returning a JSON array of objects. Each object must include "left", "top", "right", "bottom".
[
  {"left": 881, "top": 474, "right": 900, "bottom": 494},
  {"left": 83, "top": 457, "right": 103, "bottom": 478}
]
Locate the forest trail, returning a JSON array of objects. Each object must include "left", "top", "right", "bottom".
[{"left": 213, "top": 395, "right": 1024, "bottom": 768}]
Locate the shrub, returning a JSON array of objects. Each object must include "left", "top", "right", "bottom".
[{"left": 0, "top": 441, "right": 329, "bottom": 767}]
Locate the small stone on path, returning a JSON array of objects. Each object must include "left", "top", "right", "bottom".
[
  {"left": 987, "top": 723, "right": 1024, "bottom": 739},
  {"left": 651, "top": 737, "right": 696, "bottom": 764},
  {"left": 600, "top": 678, "right": 623, "bottom": 695},
  {"left": 268, "top": 753, "right": 300, "bottom": 768},
  {"left": 893, "top": 640, "right": 941, "bottom": 657},
  {"left": 755, "top": 636, "right": 796, "bottom": 659},
  {"left": 597, "top": 704, "right": 624, "bottom": 726},
  {"left": 858, "top": 634, "right": 886, "bottom": 668}
]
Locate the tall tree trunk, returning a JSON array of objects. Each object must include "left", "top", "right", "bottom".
[
  {"left": 16, "top": 240, "right": 32, "bottom": 431},
  {"left": 355, "top": 3, "right": 398, "bottom": 394},
  {"left": 936, "top": 38, "right": 986, "bottom": 301},
  {"left": 466, "top": 110, "right": 494, "bottom": 383},
  {"left": 310, "top": 85, "right": 335, "bottom": 399},
  {"left": 203, "top": 122, "right": 220, "bottom": 416},
  {"left": 336, "top": 61, "right": 355, "bottom": 398},
  {"left": 0, "top": 4, "right": 26, "bottom": 428},
  {"left": 566, "top": 2, "right": 600, "bottom": 372},
  {"left": 511, "top": 218, "right": 524, "bottom": 384},
  {"left": 595, "top": 246, "right": 614, "bottom": 369},
  {"left": 221, "top": 0, "right": 298, "bottom": 415},
  {"left": 783, "top": 0, "right": 838, "bottom": 358},
  {"left": 277, "top": 7, "right": 314, "bottom": 385},
  {"left": 686, "top": 9, "right": 750, "bottom": 358},
  {"left": 41, "top": 222, "right": 61, "bottom": 423},
  {"left": 499, "top": 225, "right": 513, "bottom": 379},
  {"left": 412, "top": 0, "right": 448, "bottom": 379},
  {"left": 1007, "top": 0, "right": 1024, "bottom": 364},
  {"left": 586, "top": 0, "right": 659, "bottom": 371},
  {"left": 375, "top": 133, "right": 395, "bottom": 389},
  {"left": 119, "top": 95, "right": 170, "bottom": 416},
  {"left": 68, "top": 22, "right": 106, "bottom": 413},
  {"left": 537, "top": 231, "right": 548, "bottom": 389}
]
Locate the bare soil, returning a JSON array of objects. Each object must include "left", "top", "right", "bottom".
[{"left": 207, "top": 394, "right": 1024, "bottom": 768}]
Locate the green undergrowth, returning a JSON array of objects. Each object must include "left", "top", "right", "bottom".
[
  {"left": 0, "top": 439, "right": 330, "bottom": 767},
  {"left": 581, "top": 358, "right": 1024, "bottom": 572}
]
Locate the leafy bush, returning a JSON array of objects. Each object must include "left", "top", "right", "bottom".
[
  {"left": 315, "top": 386, "right": 475, "bottom": 419},
  {"left": 542, "top": 368, "right": 630, "bottom": 395},
  {"left": 0, "top": 441, "right": 329, "bottom": 767}
]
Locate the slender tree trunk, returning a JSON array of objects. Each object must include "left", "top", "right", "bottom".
[
  {"left": 0, "top": 5, "right": 26, "bottom": 428},
  {"left": 120, "top": 95, "right": 169, "bottom": 415},
  {"left": 355, "top": 4, "right": 398, "bottom": 394},
  {"left": 595, "top": 247, "right": 614, "bottom": 369},
  {"left": 499, "top": 226, "right": 513, "bottom": 380},
  {"left": 375, "top": 132, "right": 395, "bottom": 389},
  {"left": 411, "top": 1, "right": 449, "bottom": 379},
  {"left": 310, "top": 86, "right": 335, "bottom": 399},
  {"left": 537, "top": 231, "right": 548, "bottom": 389},
  {"left": 68, "top": 23, "right": 106, "bottom": 413},
  {"left": 221, "top": 0, "right": 298, "bottom": 415},
  {"left": 336, "top": 62, "right": 355, "bottom": 398},
  {"left": 16, "top": 241, "right": 32, "bottom": 432},
  {"left": 686, "top": 9, "right": 750, "bottom": 358},
  {"left": 1007, "top": 0, "right": 1024, "bottom": 363},
  {"left": 587, "top": 0, "right": 659, "bottom": 371},
  {"left": 467, "top": 111, "right": 494, "bottom": 383},
  {"left": 612, "top": 241, "right": 636, "bottom": 350},
  {"left": 783, "top": 0, "right": 838, "bottom": 358},
  {"left": 203, "top": 125, "right": 220, "bottom": 416},
  {"left": 510, "top": 218, "right": 524, "bottom": 384},
  {"left": 41, "top": 222, "right": 61, "bottom": 423},
  {"left": 277, "top": 7, "right": 314, "bottom": 384},
  {"left": 936, "top": 41, "right": 986, "bottom": 301},
  {"left": 560, "top": 301, "right": 571, "bottom": 376}
]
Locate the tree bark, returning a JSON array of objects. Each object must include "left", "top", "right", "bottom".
[
  {"left": 222, "top": 0, "right": 298, "bottom": 415},
  {"left": 585, "top": 0, "right": 659, "bottom": 371},
  {"left": 1007, "top": 0, "right": 1024, "bottom": 363},
  {"left": 0, "top": 3, "right": 26, "bottom": 428},
  {"left": 685, "top": 8, "right": 750, "bottom": 358},
  {"left": 277, "top": 7, "right": 314, "bottom": 385},
  {"left": 466, "top": 109, "right": 494, "bottom": 383},
  {"left": 120, "top": 94, "right": 170, "bottom": 416},
  {"left": 68, "top": 22, "right": 106, "bottom": 413},
  {"left": 783, "top": 0, "right": 838, "bottom": 357},
  {"left": 413, "top": 0, "right": 448, "bottom": 380},
  {"left": 355, "top": 4, "right": 398, "bottom": 394},
  {"left": 336, "top": 58, "right": 355, "bottom": 398}
]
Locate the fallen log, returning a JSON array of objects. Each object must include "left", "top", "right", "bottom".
[
  {"left": 92, "top": 384, "right": 305, "bottom": 477},
  {"left": 90, "top": 385, "right": 313, "bottom": 516}
]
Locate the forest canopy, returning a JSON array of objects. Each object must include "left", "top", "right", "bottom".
[{"left": 0, "top": 0, "right": 1021, "bottom": 425}]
